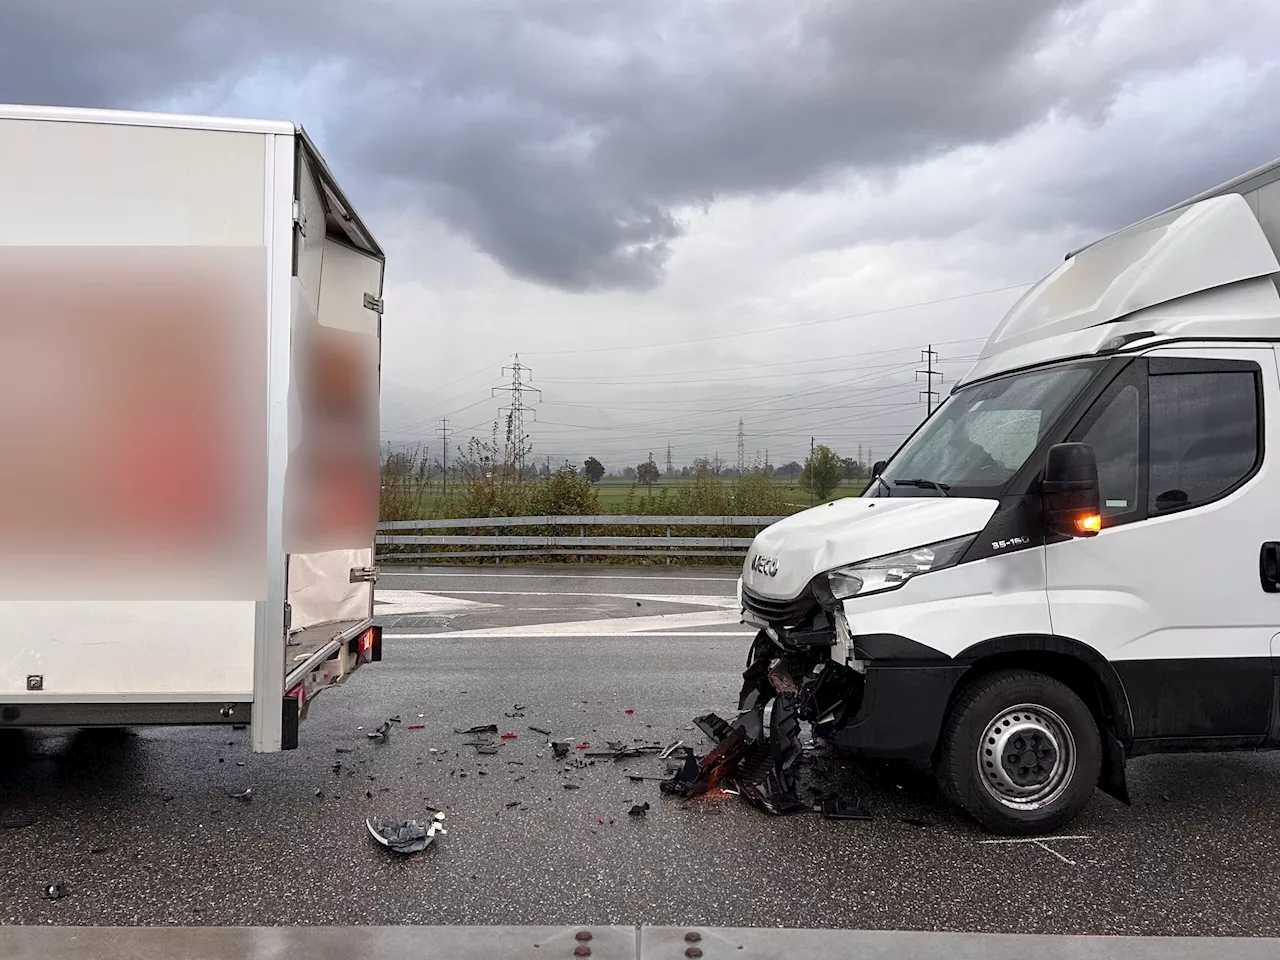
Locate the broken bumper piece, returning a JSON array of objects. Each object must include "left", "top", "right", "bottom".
[
  {"left": 660, "top": 694, "right": 807, "bottom": 815},
  {"left": 366, "top": 814, "right": 446, "bottom": 854}
]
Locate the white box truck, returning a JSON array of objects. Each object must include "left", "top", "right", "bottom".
[
  {"left": 0, "top": 105, "right": 386, "bottom": 751},
  {"left": 736, "top": 158, "right": 1280, "bottom": 833}
]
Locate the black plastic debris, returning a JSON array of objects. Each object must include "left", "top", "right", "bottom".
[
  {"left": 628, "top": 802, "right": 650, "bottom": 817},
  {"left": 227, "top": 787, "right": 253, "bottom": 801},
  {"left": 368, "top": 720, "right": 392, "bottom": 741},
  {"left": 529, "top": 725, "right": 552, "bottom": 736},
  {"left": 660, "top": 694, "right": 807, "bottom": 814},
  {"left": 563, "top": 783, "right": 581, "bottom": 790},
  {"left": 366, "top": 814, "right": 446, "bottom": 855},
  {"left": 454, "top": 723, "right": 498, "bottom": 735},
  {"left": 1, "top": 818, "right": 35, "bottom": 830},
  {"left": 505, "top": 800, "right": 521, "bottom": 809},
  {"left": 586, "top": 743, "right": 662, "bottom": 760},
  {"left": 90, "top": 846, "right": 108, "bottom": 855},
  {"left": 44, "top": 882, "right": 69, "bottom": 901},
  {"left": 475, "top": 745, "right": 498, "bottom": 755},
  {"left": 336, "top": 747, "right": 355, "bottom": 754},
  {"left": 551, "top": 741, "right": 571, "bottom": 759},
  {"left": 820, "top": 794, "right": 871, "bottom": 821}
]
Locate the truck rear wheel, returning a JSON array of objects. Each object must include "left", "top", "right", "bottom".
[{"left": 937, "top": 669, "right": 1099, "bottom": 835}]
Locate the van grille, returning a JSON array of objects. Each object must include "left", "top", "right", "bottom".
[{"left": 741, "top": 584, "right": 816, "bottom": 628}]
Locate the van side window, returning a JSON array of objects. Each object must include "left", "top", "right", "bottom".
[
  {"left": 1148, "top": 371, "right": 1259, "bottom": 513},
  {"left": 1081, "top": 384, "right": 1139, "bottom": 520}
]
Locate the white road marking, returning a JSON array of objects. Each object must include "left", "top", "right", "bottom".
[
  {"left": 385, "top": 631, "right": 756, "bottom": 639},
  {"left": 396, "top": 590, "right": 738, "bottom": 608},
  {"left": 379, "top": 571, "right": 739, "bottom": 583},
  {"left": 372, "top": 590, "right": 497, "bottom": 616},
  {"left": 979, "top": 835, "right": 1089, "bottom": 866},
  {"left": 443, "top": 608, "right": 740, "bottom": 635}
]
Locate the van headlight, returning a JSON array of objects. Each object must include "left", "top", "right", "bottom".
[{"left": 814, "top": 535, "right": 977, "bottom": 604}]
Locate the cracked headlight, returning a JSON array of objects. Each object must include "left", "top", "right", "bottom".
[{"left": 816, "top": 535, "right": 977, "bottom": 603}]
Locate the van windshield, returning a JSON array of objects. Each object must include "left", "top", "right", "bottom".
[{"left": 869, "top": 362, "right": 1100, "bottom": 496}]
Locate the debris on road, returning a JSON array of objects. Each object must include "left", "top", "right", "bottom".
[
  {"left": 43, "top": 882, "right": 69, "bottom": 901},
  {"left": 563, "top": 783, "right": 581, "bottom": 790},
  {"left": 454, "top": 723, "right": 498, "bottom": 735},
  {"left": 660, "top": 697, "right": 807, "bottom": 814},
  {"left": 2, "top": 818, "right": 36, "bottom": 830},
  {"left": 500, "top": 732, "right": 518, "bottom": 740},
  {"left": 335, "top": 747, "right": 355, "bottom": 754},
  {"left": 407, "top": 724, "right": 425, "bottom": 730},
  {"left": 529, "top": 725, "right": 552, "bottom": 736},
  {"left": 551, "top": 742, "right": 571, "bottom": 759},
  {"left": 659, "top": 741, "right": 684, "bottom": 760},
  {"left": 628, "top": 802, "right": 650, "bottom": 817},
  {"left": 624, "top": 708, "right": 635, "bottom": 714},
  {"left": 585, "top": 742, "right": 663, "bottom": 760},
  {"left": 366, "top": 813, "right": 446, "bottom": 855},
  {"left": 505, "top": 800, "right": 520, "bottom": 808},
  {"left": 227, "top": 787, "right": 253, "bottom": 801},
  {"left": 367, "top": 720, "right": 393, "bottom": 740},
  {"left": 475, "top": 745, "right": 498, "bottom": 755},
  {"left": 819, "top": 794, "right": 871, "bottom": 821}
]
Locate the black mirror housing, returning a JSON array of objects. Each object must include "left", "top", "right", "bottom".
[
  {"left": 1042, "top": 442, "right": 1101, "bottom": 538},
  {"left": 871, "top": 460, "right": 888, "bottom": 479}
]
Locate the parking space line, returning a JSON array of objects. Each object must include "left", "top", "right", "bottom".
[{"left": 979, "top": 835, "right": 1090, "bottom": 866}]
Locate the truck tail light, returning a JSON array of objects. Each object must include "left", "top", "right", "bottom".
[{"left": 285, "top": 681, "right": 306, "bottom": 708}]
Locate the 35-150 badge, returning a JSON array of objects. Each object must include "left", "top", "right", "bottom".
[{"left": 991, "top": 536, "right": 1031, "bottom": 550}]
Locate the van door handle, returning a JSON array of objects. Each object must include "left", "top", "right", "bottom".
[{"left": 1261, "top": 543, "right": 1280, "bottom": 592}]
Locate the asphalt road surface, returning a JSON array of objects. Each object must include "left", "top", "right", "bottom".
[{"left": 3, "top": 566, "right": 1280, "bottom": 935}]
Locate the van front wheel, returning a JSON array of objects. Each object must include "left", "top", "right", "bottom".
[{"left": 937, "top": 670, "right": 1100, "bottom": 835}]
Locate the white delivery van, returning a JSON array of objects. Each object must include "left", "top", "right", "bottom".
[
  {"left": 0, "top": 105, "right": 385, "bottom": 751},
  {"left": 740, "top": 158, "right": 1280, "bottom": 833}
]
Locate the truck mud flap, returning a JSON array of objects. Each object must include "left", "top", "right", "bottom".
[{"left": 1099, "top": 730, "right": 1130, "bottom": 805}]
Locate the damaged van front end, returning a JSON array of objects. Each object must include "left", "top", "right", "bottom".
[{"left": 737, "top": 498, "right": 998, "bottom": 768}]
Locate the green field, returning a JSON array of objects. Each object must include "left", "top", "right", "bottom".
[{"left": 588, "top": 477, "right": 867, "bottom": 511}]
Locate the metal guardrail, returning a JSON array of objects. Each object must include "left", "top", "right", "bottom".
[{"left": 375, "top": 515, "right": 785, "bottom": 563}]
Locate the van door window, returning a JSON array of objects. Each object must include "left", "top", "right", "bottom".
[
  {"left": 1148, "top": 368, "right": 1260, "bottom": 514},
  {"left": 1081, "top": 384, "right": 1140, "bottom": 521}
]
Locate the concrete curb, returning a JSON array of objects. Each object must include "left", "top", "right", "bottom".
[{"left": 0, "top": 925, "right": 1274, "bottom": 960}]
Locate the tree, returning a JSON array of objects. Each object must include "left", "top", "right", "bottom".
[
  {"left": 583, "top": 456, "right": 605, "bottom": 484},
  {"left": 637, "top": 453, "right": 660, "bottom": 492},
  {"left": 802, "top": 444, "right": 844, "bottom": 501},
  {"left": 776, "top": 461, "right": 803, "bottom": 479},
  {"left": 622, "top": 466, "right": 637, "bottom": 480}
]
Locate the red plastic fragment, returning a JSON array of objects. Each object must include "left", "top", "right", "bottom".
[
  {"left": 624, "top": 709, "right": 634, "bottom": 714},
  {"left": 407, "top": 724, "right": 425, "bottom": 730},
  {"left": 500, "top": 732, "right": 517, "bottom": 740},
  {"left": 576, "top": 743, "right": 589, "bottom": 750}
]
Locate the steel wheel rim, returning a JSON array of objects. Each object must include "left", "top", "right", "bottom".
[{"left": 976, "top": 702, "right": 1076, "bottom": 810}]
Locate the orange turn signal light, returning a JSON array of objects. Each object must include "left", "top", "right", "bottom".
[{"left": 1075, "top": 514, "right": 1102, "bottom": 535}]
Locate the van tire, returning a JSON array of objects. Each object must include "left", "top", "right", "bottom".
[{"left": 937, "top": 669, "right": 1100, "bottom": 836}]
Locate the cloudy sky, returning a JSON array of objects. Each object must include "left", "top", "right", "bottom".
[{"left": 6, "top": 0, "right": 1280, "bottom": 470}]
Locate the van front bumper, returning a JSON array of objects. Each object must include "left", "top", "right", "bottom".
[{"left": 822, "top": 660, "right": 968, "bottom": 760}]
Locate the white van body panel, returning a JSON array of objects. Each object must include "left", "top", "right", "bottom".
[
  {"left": 742, "top": 497, "right": 998, "bottom": 601},
  {"left": 965, "top": 193, "right": 1280, "bottom": 386},
  {"left": 841, "top": 546, "right": 1052, "bottom": 659}
]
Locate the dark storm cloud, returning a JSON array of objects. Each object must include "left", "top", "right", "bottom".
[{"left": 0, "top": 1, "right": 1258, "bottom": 289}]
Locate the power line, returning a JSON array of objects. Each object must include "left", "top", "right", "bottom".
[
  {"left": 436, "top": 418, "right": 453, "bottom": 498},
  {"left": 522, "top": 283, "right": 1029, "bottom": 356},
  {"left": 492, "top": 354, "right": 540, "bottom": 476},
  {"left": 916, "top": 345, "right": 943, "bottom": 416}
]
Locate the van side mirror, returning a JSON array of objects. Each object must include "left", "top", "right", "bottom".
[
  {"left": 1042, "top": 442, "right": 1101, "bottom": 538},
  {"left": 871, "top": 460, "right": 887, "bottom": 479}
]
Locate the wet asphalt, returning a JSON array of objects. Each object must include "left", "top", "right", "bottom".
[{"left": 2, "top": 566, "right": 1280, "bottom": 935}]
